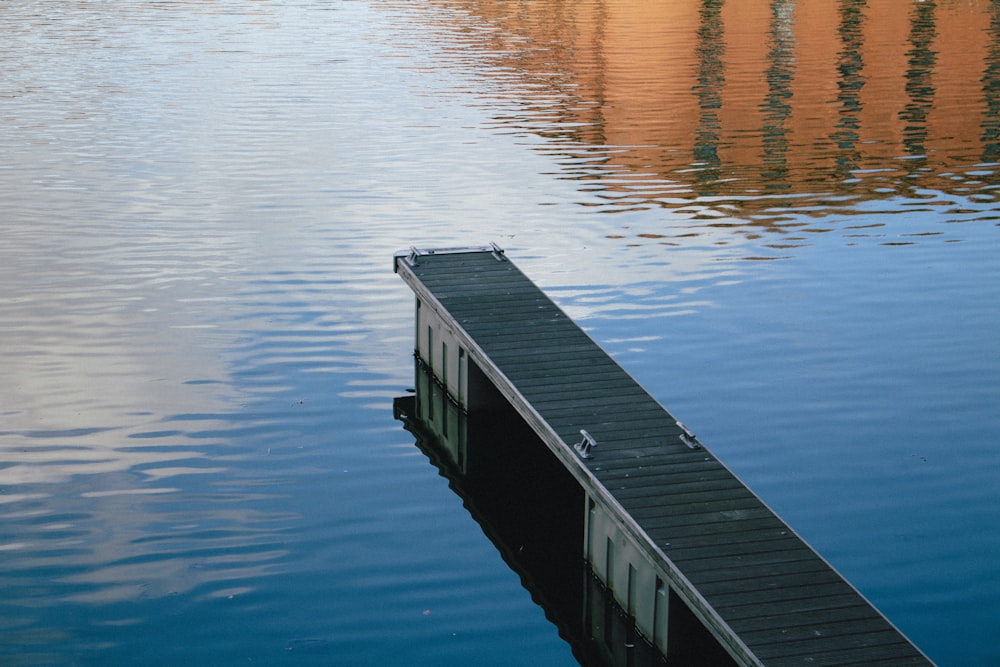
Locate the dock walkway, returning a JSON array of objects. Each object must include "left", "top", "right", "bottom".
[{"left": 394, "top": 246, "right": 933, "bottom": 667}]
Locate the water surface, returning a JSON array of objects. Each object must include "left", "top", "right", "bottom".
[{"left": 2, "top": 0, "right": 998, "bottom": 664}]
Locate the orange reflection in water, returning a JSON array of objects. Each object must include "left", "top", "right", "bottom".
[{"left": 422, "top": 0, "right": 1000, "bottom": 225}]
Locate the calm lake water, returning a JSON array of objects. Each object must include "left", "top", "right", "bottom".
[{"left": 2, "top": 0, "right": 999, "bottom": 664}]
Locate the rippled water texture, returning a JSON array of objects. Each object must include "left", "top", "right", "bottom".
[{"left": 2, "top": 0, "right": 998, "bottom": 665}]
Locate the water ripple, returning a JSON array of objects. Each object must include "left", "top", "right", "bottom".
[{"left": 2, "top": 0, "right": 999, "bottom": 665}]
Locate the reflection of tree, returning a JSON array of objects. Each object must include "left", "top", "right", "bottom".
[
  {"left": 760, "top": 0, "right": 796, "bottom": 192},
  {"left": 900, "top": 0, "right": 937, "bottom": 160},
  {"left": 831, "top": 0, "right": 867, "bottom": 181},
  {"left": 692, "top": 0, "right": 725, "bottom": 193},
  {"left": 981, "top": 1, "right": 1000, "bottom": 163}
]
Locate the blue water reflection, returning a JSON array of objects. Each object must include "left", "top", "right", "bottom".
[{"left": 2, "top": 0, "right": 999, "bottom": 664}]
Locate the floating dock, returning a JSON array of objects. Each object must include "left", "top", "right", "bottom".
[{"left": 394, "top": 245, "right": 934, "bottom": 667}]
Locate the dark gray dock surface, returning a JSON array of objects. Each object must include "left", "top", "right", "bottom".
[{"left": 395, "top": 247, "right": 934, "bottom": 667}]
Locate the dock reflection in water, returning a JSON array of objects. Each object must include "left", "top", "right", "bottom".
[{"left": 394, "top": 359, "right": 735, "bottom": 667}]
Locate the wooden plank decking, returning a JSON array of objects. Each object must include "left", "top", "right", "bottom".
[{"left": 394, "top": 246, "right": 934, "bottom": 667}]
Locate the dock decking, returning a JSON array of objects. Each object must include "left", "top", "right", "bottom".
[{"left": 394, "top": 246, "right": 934, "bottom": 667}]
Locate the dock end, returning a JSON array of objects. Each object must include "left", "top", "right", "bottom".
[{"left": 394, "top": 244, "right": 507, "bottom": 272}]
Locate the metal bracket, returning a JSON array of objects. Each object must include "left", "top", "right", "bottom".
[
  {"left": 574, "top": 429, "right": 598, "bottom": 459},
  {"left": 677, "top": 421, "right": 701, "bottom": 449},
  {"left": 490, "top": 242, "right": 507, "bottom": 262},
  {"left": 405, "top": 246, "right": 421, "bottom": 267}
]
